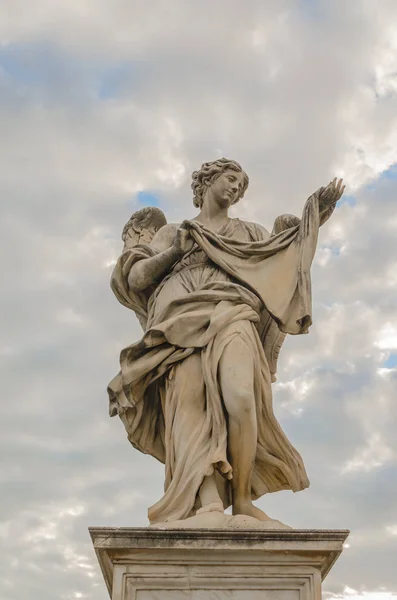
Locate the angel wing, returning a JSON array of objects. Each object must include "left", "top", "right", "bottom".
[
  {"left": 114, "top": 206, "right": 167, "bottom": 330},
  {"left": 122, "top": 206, "right": 167, "bottom": 251},
  {"left": 271, "top": 213, "right": 301, "bottom": 235}
]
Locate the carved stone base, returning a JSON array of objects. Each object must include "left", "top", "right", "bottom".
[
  {"left": 89, "top": 527, "right": 349, "bottom": 600},
  {"left": 150, "top": 511, "right": 292, "bottom": 530}
]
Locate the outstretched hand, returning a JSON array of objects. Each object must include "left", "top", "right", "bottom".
[{"left": 319, "top": 177, "right": 345, "bottom": 208}]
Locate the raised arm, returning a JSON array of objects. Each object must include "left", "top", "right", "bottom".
[
  {"left": 318, "top": 177, "right": 345, "bottom": 224},
  {"left": 270, "top": 178, "right": 345, "bottom": 235},
  {"left": 128, "top": 222, "right": 194, "bottom": 292}
]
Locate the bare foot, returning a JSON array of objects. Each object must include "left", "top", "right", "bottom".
[
  {"left": 233, "top": 501, "right": 272, "bottom": 521},
  {"left": 196, "top": 501, "right": 224, "bottom": 515}
]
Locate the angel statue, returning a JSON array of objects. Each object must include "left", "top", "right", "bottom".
[{"left": 108, "top": 158, "right": 345, "bottom": 527}]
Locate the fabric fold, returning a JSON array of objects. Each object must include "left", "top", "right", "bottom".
[{"left": 108, "top": 192, "right": 326, "bottom": 523}]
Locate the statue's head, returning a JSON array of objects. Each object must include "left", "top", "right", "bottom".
[{"left": 191, "top": 157, "right": 249, "bottom": 209}]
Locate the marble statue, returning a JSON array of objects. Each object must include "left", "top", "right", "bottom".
[{"left": 108, "top": 158, "right": 345, "bottom": 526}]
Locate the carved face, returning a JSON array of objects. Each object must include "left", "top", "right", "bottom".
[{"left": 207, "top": 169, "right": 246, "bottom": 208}]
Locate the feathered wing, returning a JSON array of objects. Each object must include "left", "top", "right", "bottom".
[
  {"left": 271, "top": 212, "right": 301, "bottom": 235},
  {"left": 111, "top": 206, "right": 167, "bottom": 330},
  {"left": 122, "top": 206, "right": 167, "bottom": 251}
]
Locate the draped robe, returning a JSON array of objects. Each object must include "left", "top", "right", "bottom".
[{"left": 108, "top": 191, "right": 330, "bottom": 523}]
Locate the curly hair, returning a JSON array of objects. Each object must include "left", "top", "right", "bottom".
[{"left": 191, "top": 157, "right": 249, "bottom": 208}]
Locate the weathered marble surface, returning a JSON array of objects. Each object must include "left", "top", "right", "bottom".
[
  {"left": 108, "top": 157, "right": 345, "bottom": 525},
  {"left": 90, "top": 527, "right": 349, "bottom": 600}
]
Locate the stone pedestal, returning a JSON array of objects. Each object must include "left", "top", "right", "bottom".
[{"left": 89, "top": 527, "right": 349, "bottom": 600}]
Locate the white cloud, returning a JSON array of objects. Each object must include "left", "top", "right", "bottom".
[
  {"left": 328, "top": 588, "right": 397, "bottom": 600},
  {"left": 375, "top": 324, "right": 397, "bottom": 350},
  {"left": 386, "top": 525, "right": 397, "bottom": 536},
  {"left": 341, "top": 433, "right": 396, "bottom": 475}
]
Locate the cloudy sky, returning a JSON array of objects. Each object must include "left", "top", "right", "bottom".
[{"left": 1, "top": 0, "right": 397, "bottom": 598}]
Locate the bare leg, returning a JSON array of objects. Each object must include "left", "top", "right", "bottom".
[
  {"left": 219, "top": 334, "right": 271, "bottom": 520},
  {"left": 197, "top": 473, "right": 224, "bottom": 514}
]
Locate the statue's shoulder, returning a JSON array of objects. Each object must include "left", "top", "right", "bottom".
[
  {"left": 239, "top": 219, "right": 270, "bottom": 241},
  {"left": 150, "top": 222, "right": 180, "bottom": 250},
  {"left": 156, "top": 222, "right": 180, "bottom": 235}
]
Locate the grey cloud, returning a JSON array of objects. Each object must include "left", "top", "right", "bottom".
[{"left": 1, "top": 1, "right": 397, "bottom": 598}]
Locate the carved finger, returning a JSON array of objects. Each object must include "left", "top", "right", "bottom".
[
  {"left": 335, "top": 179, "right": 344, "bottom": 198},
  {"left": 338, "top": 185, "right": 346, "bottom": 200}
]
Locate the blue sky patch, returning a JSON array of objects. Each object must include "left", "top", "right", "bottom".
[
  {"left": 337, "top": 194, "right": 357, "bottom": 207},
  {"left": 321, "top": 243, "right": 341, "bottom": 256},
  {"left": 137, "top": 190, "right": 161, "bottom": 207},
  {"left": 382, "top": 353, "right": 397, "bottom": 368},
  {"left": 300, "top": 0, "right": 322, "bottom": 19},
  {"left": 0, "top": 42, "right": 73, "bottom": 89},
  {"left": 97, "top": 61, "right": 138, "bottom": 100},
  {"left": 379, "top": 163, "right": 397, "bottom": 181},
  {"left": 363, "top": 162, "right": 397, "bottom": 194},
  {"left": 0, "top": 42, "right": 140, "bottom": 103},
  {"left": 0, "top": 43, "right": 45, "bottom": 86}
]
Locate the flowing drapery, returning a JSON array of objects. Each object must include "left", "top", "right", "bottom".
[{"left": 108, "top": 191, "right": 328, "bottom": 523}]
